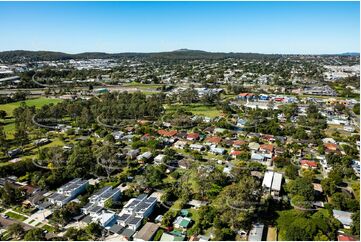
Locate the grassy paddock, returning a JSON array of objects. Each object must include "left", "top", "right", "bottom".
[
  {"left": 0, "top": 98, "right": 62, "bottom": 138},
  {"left": 165, "top": 103, "right": 222, "bottom": 118},
  {"left": 0, "top": 98, "right": 62, "bottom": 117}
]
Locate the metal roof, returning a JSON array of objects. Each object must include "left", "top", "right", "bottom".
[
  {"left": 262, "top": 171, "right": 273, "bottom": 189},
  {"left": 134, "top": 222, "right": 159, "bottom": 241},
  {"left": 271, "top": 172, "right": 282, "bottom": 192},
  {"left": 248, "top": 223, "right": 264, "bottom": 241}
]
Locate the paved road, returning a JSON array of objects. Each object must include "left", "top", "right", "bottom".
[{"left": 0, "top": 216, "right": 34, "bottom": 231}]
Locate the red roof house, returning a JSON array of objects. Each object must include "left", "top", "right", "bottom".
[
  {"left": 187, "top": 133, "right": 200, "bottom": 141},
  {"left": 338, "top": 235, "right": 357, "bottom": 241},
  {"left": 232, "top": 140, "right": 247, "bottom": 148},
  {"left": 205, "top": 136, "right": 222, "bottom": 144},
  {"left": 300, "top": 160, "right": 318, "bottom": 169},
  {"left": 260, "top": 144, "right": 274, "bottom": 153},
  {"left": 158, "top": 130, "right": 178, "bottom": 137}
]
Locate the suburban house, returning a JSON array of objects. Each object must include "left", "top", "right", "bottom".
[
  {"left": 209, "top": 146, "right": 226, "bottom": 155},
  {"left": 115, "top": 194, "right": 157, "bottom": 233},
  {"left": 300, "top": 160, "right": 318, "bottom": 169},
  {"left": 190, "top": 144, "right": 205, "bottom": 152},
  {"left": 262, "top": 171, "right": 283, "bottom": 199},
  {"left": 187, "top": 133, "right": 200, "bottom": 141},
  {"left": 137, "top": 151, "right": 152, "bottom": 162},
  {"left": 324, "top": 143, "right": 338, "bottom": 152},
  {"left": 233, "top": 140, "right": 247, "bottom": 148},
  {"left": 127, "top": 149, "right": 140, "bottom": 160},
  {"left": 154, "top": 154, "right": 167, "bottom": 164},
  {"left": 337, "top": 234, "right": 357, "bottom": 241},
  {"left": 48, "top": 178, "right": 88, "bottom": 207},
  {"left": 133, "top": 222, "right": 160, "bottom": 241},
  {"left": 88, "top": 186, "right": 121, "bottom": 207},
  {"left": 205, "top": 136, "right": 222, "bottom": 146},
  {"left": 178, "top": 159, "right": 191, "bottom": 169},
  {"left": 333, "top": 210, "right": 353, "bottom": 229},
  {"left": 248, "top": 223, "right": 265, "bottom": 241},
  {"left": 158, "top": 130, "right": 178, "bottom": 137},
  {"left": 174, "top": 140, "right": 188, "bottom": 149},
  {"left": 230, "top": 150, "right": 243, "bottom": 159},
  {"left": 90, "top": 210, "right": 116, "bottom": 227},
  {"left": 173, "top": 216, "right": 192, "bottom": 231},
  {"left": 259, "top": 144, "right": 274, "bottom": 153},
  {"left": 248, "top": 142, "right": 260, "bottom": 151}
]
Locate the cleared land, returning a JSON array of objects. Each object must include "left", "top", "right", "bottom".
[
  {"left": 165, "top": 103, "right": 223, "bottom": 118},
  {"left": 0, "top": 98, "right": 62, "bottom": 117},
  {"left": 0, "top": 98, "right": 62, "bottom": 138}
]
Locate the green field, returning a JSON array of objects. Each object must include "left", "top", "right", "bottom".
[
  {"left": 165, "top": 103, "right": 223, "bottom": 118},
  {"left": 0, "top": 98, "right": 62, "bottom": 138},
  {"left": 122, "top": 82, "right": 163, "bottom": 89},
  {"left": 0, "top": 98, "right": 62, "bottom": 118},
  {"left": 5, "top": 211, "right": 27, "bottom": 221}
]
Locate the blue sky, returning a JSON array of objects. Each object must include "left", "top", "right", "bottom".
[{"left": 0, "top": 1, "right": 359, "bottom": 54}]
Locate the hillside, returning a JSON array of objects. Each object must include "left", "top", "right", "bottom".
[{"left": 0, "top": 49, "right": 279, "bottom": 62}]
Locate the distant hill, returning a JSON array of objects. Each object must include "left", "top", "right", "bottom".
[
  {"left": 338, "top": 52, "right": 360, "bottom": 56},
  {"left": 0, "top": 49, "right": 281, "bottom": 62},
  {"left": 0, "top": 49, "right": 358, "bottom": 62}
]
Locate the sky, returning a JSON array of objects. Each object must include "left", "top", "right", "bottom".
[{"left": 0, "top": 1, "right": 359, "bottom": 54}]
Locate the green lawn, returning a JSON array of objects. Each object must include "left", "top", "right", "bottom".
[
  {"left": 0, "top": 97, "right": 62, "bottom": 118},
  {"left": 165, "top": 103, "right": 223, "bottom": 118},
  {"left": 41, "top": 224, "right": 55, "bottom": 232},
  {"left": 5, "top": 211, "right": 27, "bottom": 221},
  {"left": 2, "top": 121, "right": 15, "bottom": 139},
  {"left": 122, "top": 82, "right": 163, "bottom": 89},
  {"left": 41, "top": 138, "right": 65, "bottom": 148}
]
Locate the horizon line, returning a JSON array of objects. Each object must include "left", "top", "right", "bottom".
[{"left": 1, "top": 49, "right": 360, "bottom": 56}]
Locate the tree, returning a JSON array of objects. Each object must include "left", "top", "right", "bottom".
[
  {"left": 0, "top": 110, "right": 6, "bottom": 119},
  {"left": 67, "top": 144, "right": 96, "bottom": 177},
  {"left": 213, "top": 176, "right": 260, "bottom": 230},
  {"left": 286, "top": 177, "right": 314, "bottom": 202},
  {"left": 331, "top": 192, "right": 359, "bottom": 212},
  {"left": 52, "top": 202, "right": 81, "bottom": 225},
  {"left": 285, "top": 217, "right": 317, "bottom": 240},
  {"left": 143, "top": 165, "right": 166, "bottom": 188},
  {"left": 273, "top": 156, "right": 288, "bottom": 168},
  {"left": 328, "top": 166, "right": 344, "bottom": 185},
  {"left": 285, "top": 165, "right": 298, "bottom": 180},
  {"left": 104, "top": 198, "right": 114, "bottom": 209},
  {"left": 64, "top": 227, "right": 80, "bottom": 240},
  {"left": 7, "top": 223, "right": 25, "bottom": 240},
  {"left": 321, "top": 178, "right": 337, "bottom": 196},
  {"left": 85, "top": 222, "right": 102, "bottom": 239},
  {"left": 0, "top": 182, "right": 24, "bottom": 206},
  {"left": 24, "top": 228, "right": 45, "bottom": 241},
  {"left": 353, "top": 103, "right": 360, "bottom": 115},
  {"left": 0, "top": 125, "right": 7, "bottom": 154},
  {"left": 351, "top": 210, "right": 360, "bottom": 236},
  {"left": 179, "top": 88, "right": 198, "bottom": 104}
]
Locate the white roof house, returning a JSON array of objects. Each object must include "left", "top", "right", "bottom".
[
  {"left": 262, "top": 171, "right": 283, "bottom": 199},
  {"left": 262, "top": 171, "right": 274, "bottom": 190},
  {"left": 248, "top": 223, "right": 264, "bottom": 241},
  {"left": 154, "top": 154, "right": 166, "bottom": 164},
  {"left": 271, "top": 172, "right": 282, "bottom": 192}
]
